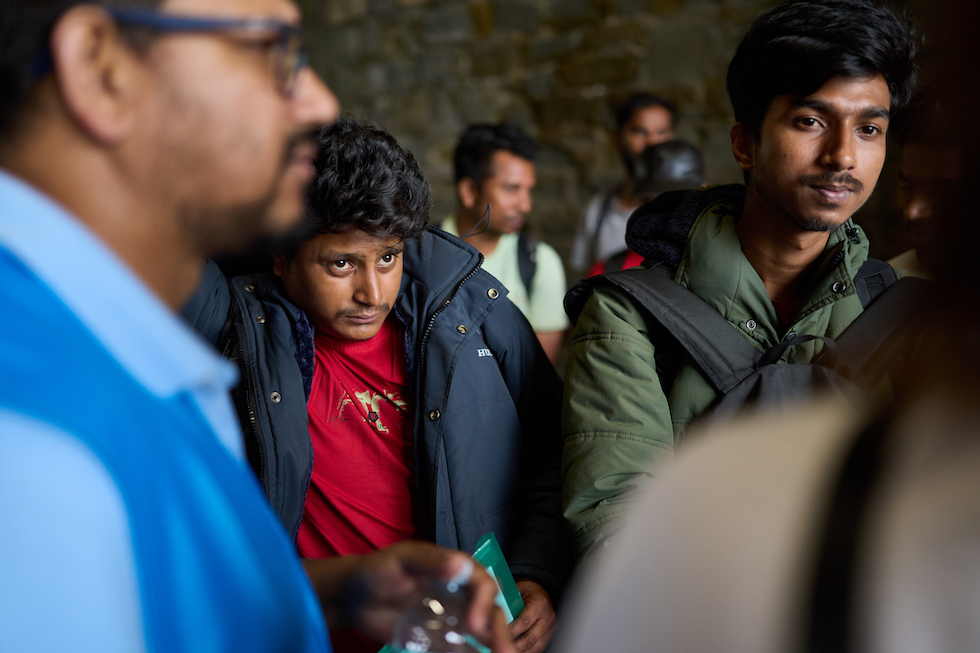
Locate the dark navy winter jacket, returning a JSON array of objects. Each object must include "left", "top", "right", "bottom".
[{"left": 182, "top": 227, "right": 572, "bottom": 598}]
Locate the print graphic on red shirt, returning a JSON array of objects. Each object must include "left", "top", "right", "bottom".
[{"left": 298, "top": 315, "right": 417, "bottom": 564}]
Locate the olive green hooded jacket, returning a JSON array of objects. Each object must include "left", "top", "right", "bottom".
[{"left": 561, "top": 186, "right": 872, "bottom": 559}]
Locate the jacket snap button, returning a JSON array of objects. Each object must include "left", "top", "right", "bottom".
[
  {"left": 832, "top": 281, "right": 847, "bottom": 293},
  {"left": 269, "top": 392, "right": 282, "bottom": 403},
  {"left": 746, "top": 319, "right": 757, "bottom": 331},
  {"left": 429, "top": 409, "right": 441, "bottom": 421},
  {"left": 244, "top": 284, "right": 255, "bottom": 293},
  {"left": 488, "top": 288, "right": 499, "bottom": 299},
  {"left": 457, "top": 325, "right": 468, "bottom": 334},
  {"left": 256, "top": 315, "right": 266, "bottom": 324}
]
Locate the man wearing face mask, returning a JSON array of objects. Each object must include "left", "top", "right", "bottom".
[{"left": 569, "top": 93, "right": 677, "bottom": 276}]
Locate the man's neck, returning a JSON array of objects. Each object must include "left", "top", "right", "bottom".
[
  {"left": 617, "top": 179, "right": 642, "bottom": 210},
  {"left": 455, "top": 209, "right": 501, "bottom": 257},
  {"left": 736, "top": 190, "right": 834, "bottom": 303},
  {"left": 3, "top": 134, "right": 205, "bottom": 309}
]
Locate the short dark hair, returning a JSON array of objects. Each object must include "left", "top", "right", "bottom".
[
  {"left": 0, "top": 0, "right": 163, "bottom": 142},
  {"left": 453, "top": 123, "right": 538, "bottom": 187},
  {"left": 614, "top": 93, "right": 676, "bottom": 133},
  {"left": 302, "top": 115, "right": 431, "bottom": 248},
  {"left": 727, "top": 0, "right": 918, "bottom": 136}
]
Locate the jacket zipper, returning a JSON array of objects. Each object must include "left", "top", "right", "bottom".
[
  {"left": 415, "top": 258, "right": 482, "bottom": 544},
  {"left": 417, "top": 262, "right": 481, "bottom": 382}
]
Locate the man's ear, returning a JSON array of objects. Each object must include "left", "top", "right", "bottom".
[
  {"left": 272, "top": 254, "right": 288, "bottom": 278},
  {"left": 457, "top": 178, "right": 480, "bottom": 211},
  {"left": 730, "top": 122, "right": 754, "bottom": 172},
  {"left": 49, "top": 5, "right": 142, "bottom": 144}
]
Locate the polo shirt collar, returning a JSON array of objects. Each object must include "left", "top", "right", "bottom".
[{"left": 0, "top": 170, "right": 237, "bottom": 399}]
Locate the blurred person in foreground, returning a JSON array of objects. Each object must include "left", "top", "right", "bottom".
[
  {"left": 0, "top": 2, "right": 513, "bottom": 652},
  {"left": 441, "top": 124, "right": 568, "bottom": 366},
  {"left": 888, "top": 84, "right": 953, "bottom": 279},
  {"left": 184, "top": 115, "right": 569, "bottom": 653},
  {"left": 556, "top": 4, "right": 980, "bottom": 653},
  {"left": 561, "top": 0, "right": 918, "bottom": 564},
  {"left": 569, "top": 92, "right": 677, "bottom": 275}
]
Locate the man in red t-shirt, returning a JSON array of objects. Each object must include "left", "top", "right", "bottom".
[
  {"left": 283, "top": 226, "right": 420, "bottom": 653},
  {"left": 233, "top": 116, "right": 570, "bottom": 653}
]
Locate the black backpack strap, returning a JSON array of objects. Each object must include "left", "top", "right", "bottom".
[
  {"left": 601, "top": 267, "right": 764, "bottom": 394},
  {"left": 832, "top": 276, "right": 930, "bottom": 387},
  {"left": 588, "top": 191, "right": 617, "bottom": 265},
  {"left": 517, "top": 231, "right": 538, "bottom": 297},
  {"left": 853, "top": 258, "right": 897, "bottom": 308}
]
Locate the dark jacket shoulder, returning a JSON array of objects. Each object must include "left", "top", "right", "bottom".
[{"left": 625, "top": 184, "right": 746, "bottom": 269}]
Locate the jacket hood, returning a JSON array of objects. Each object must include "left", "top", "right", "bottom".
[
  {"left": 396, "top": 226, "right": 487, "bottom": 338},
  {"left": 400, "top": 226, "right": 484, "bottom": 305},
  {"left": 396, "top": 226, "right": 492, "bottom": 378},
  {"left": 626, "top": 184, "right": 746, "bottom": 268}
]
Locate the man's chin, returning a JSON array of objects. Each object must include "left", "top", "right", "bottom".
[
  {"left": 330, "top": 322, "right": 386, "bottom": 342},
  {"left": 791, "top": 214, "right": 839, "bottom": 233},
  {"left": 495, "top": 220, "right": 526, "bottom": 235},
  {"left": 788, "top": 201, "right": 860, "bottom": 233}
]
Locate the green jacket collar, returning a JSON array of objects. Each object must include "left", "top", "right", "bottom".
[{"left": 675, "top": 198, "right": 870, "bottom": 353}]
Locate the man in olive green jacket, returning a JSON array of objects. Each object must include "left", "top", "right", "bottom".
[{"left": 561, "top": 0, "right": 919, "bottom": 562}]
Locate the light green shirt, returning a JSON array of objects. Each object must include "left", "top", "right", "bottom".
[{"left": 441, "top": 216, "right": 569, "bottom": 333}]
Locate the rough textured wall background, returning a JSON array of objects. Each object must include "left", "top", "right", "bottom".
[{"left": 298, "top": 0, "right": 915, "bottom": 280}]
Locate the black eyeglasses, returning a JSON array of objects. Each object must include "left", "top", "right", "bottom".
[{"left": 104, "top": 7, "right": 308, "bottom": 96}]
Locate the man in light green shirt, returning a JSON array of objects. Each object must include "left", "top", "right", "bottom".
[{"left": 444, "top": 124, "right": 569, "bottom": 365}]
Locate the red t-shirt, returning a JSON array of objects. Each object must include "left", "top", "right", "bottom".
[
  {"left": 771, "top": 297, "right": 800, "bottom": 330},
  {"left": 298, "top": 316, "right": 417, "bottom": 560},
  {"left": 298, "top": 317, "right": 417, "bottom": 653},
  {"left": 587, "top": 249, "right": 645, "bottom": 277}
]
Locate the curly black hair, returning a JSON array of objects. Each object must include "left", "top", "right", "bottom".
[
  {"left": 303, "top": 115, "right": 431, "bottom": 245},
  {"left": 727, "top": 0, "right": 919, "bottom": 136}
]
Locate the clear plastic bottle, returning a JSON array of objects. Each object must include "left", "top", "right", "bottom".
[{"left": 389, "top": 561, "right": 486, "bottom": 653}]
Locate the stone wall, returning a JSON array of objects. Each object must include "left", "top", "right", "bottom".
[{"left": 299, "top": 0, "right": 914, "bottom": 276}]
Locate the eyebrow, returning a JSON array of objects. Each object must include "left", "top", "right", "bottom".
[
  {"left": 320, "top": 243, "right": 404, "bottom": 261},
  {"left": 790, "top": 97, "right": 891, "bottom": 121}
]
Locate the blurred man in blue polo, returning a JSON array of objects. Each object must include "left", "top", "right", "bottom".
[{"left": 0, "top": 2, "right": 514, "bottom": 652}]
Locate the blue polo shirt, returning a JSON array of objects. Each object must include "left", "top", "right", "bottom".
[{"left": 0, "top": 170, "right": 246, "bottom": 651}]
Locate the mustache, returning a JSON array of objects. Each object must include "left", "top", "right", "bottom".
[
  {"left": 801, "top": 172, "right": 864, "bottom": 193},
  {"left": 281, "top": 127, "right": 321, "bottom": 167},
  {"left": 336, "top": 304, "right": 391, "bottom": 318}
]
